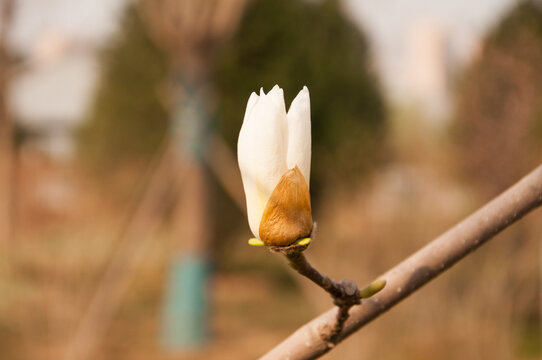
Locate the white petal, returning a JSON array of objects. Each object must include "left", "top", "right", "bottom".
[
  {"left": 242, "top": 92, "right": 259, "bottom": 125},
  {"left": 286, "top": 86, "right": 311, "bottom": 186},
  {"left": 268, "top": 85, "right": 286, "bottom": 113},
  {"left": 238, "top": 87, "right": 288, "bottom": 237}
]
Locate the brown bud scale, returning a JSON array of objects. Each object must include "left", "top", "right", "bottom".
[{"left": 259, "top": 166, "right": 313, "bottom": 246}]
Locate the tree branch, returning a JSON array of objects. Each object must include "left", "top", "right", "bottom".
[
  {"left": 285, "top": 251, "right": 361, "bottom": 344},
  {"left": 260, "top": 163, "right": 542, "bottom": 360},
  {"left": 285, "top": 251, "right": 351, "bottom": 300}
]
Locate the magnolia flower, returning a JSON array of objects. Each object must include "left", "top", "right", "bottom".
[{"left": 238, "top": 85, "right": 312, "bottom": 246}]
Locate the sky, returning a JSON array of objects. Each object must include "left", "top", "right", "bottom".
[
  {"left": 3, "top": 0, "right": 519, "bottom": 127},
  {"left": 343, "top": 0, "right": 517, "bottom": 100},
  {"left": 6, "top": 0, "right": 126, "bottom": 128},
  {"left": 9, "top": 0, "right": 125, "bottom": 54}
]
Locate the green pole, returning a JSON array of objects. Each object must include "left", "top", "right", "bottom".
[{"left": 162, "top": 76, "right": 212, "bottom": 350}]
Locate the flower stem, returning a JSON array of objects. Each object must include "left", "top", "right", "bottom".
[{"left": 284, "top": 251, "right": 361, "bottom": 343}]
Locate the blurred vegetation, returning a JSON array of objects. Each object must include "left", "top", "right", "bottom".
[
  {"left": 213, "top": 0, "right": 387, "bottom": 196},
  {"left": 79, "top": 0, "right": 387, "bottom": 196},
  {"left": 78, "top": 6, "right": 169, "bottom": 171},
  {"left": 77, "top": 0, "right": 388, "bottom": 257},
  {"left": 454, "top": 0, "right": 542, "bottom": 197}
]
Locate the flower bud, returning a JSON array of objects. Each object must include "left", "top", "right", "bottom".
[{"left": 238, "top": 85, "right": 312, "bottom": 246}]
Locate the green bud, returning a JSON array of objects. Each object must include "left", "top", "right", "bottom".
[
  {"left": 360, "top": 279, "right": 387, "bottom": 299},
  {"left": 248, "top": 238, "right": 266, "bottom": 246},
  {"left": 295, "top": 238, "right": 311, "bottom": 246}
]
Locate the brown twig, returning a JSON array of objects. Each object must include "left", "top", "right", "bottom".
[
  {"left": 265, "top": 228, "right": 383, "bottom": 344},
  {"left": 281, "top": 250, "right": 361, "bottom": 344},
  {"left": 285, "top": 251, "right": 345, "bottom": 299},
  {"left": 260, "top": 163, "right": 542, "bottom": 360}
]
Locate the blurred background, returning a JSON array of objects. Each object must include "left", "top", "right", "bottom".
[{"left": 1, "top": 0, "right": 541, "bottom": 359}]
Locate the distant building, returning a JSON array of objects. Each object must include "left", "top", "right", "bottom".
[
  {"left": 404, "top": 20, "right": 450, "bottom": 123},
  {"left": 342, "top": 0, "right": 517, "bottom": 124}
]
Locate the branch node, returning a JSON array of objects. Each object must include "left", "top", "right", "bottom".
[{"left": 340, "top": 279, "right": 359, "bottom": 297}]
